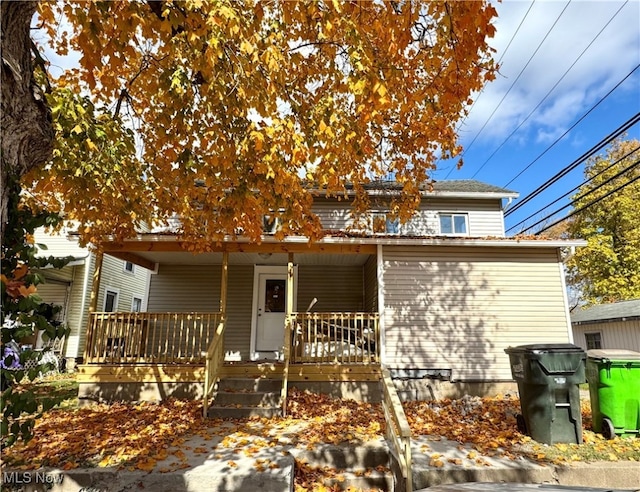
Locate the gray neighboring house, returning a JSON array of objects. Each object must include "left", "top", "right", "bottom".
[
  {"left": 571, "top": 299, "right": 640, "bottom": 352},
  {"left": 34, "top": 227, "right": 151, "bottom": 370}
]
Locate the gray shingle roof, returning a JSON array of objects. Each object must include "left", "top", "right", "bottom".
[
  {"left": 571, "top": 299, "right": 640, "bottom": 324},
  {"left": 431, "top": 180, "right": 517, "bottom": 194},
  {"left": 356, "top": 179, "right": 518, "bottom": 195}
]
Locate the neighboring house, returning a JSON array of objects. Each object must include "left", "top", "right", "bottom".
[
  {"left": 571, "top": 299, "right": 640, "bottom": 352},
  {"left": 33, "top": 227, "right": 151, "bottom": 370},
  {"left": 75, "top": 180, "right": 584, "bottom": 405}
]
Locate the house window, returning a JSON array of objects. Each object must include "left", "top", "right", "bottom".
[
  {"left": 371, "top": 213, "right": 400, "bottom": 235},
  {"left": 124, "top": 261, "right": 135, "bottom": 274},
  {"left": 262, "top": 215, "right": 279, "bottom": 235},
  {"left": 132, "top": 296, "right": 143, "bottom": 313},
  {"left": 439, "top": 213, "right": 468, "bottom": 235},
  {"left": 585, "top": 332, "right": 602, "bottom": 350},
  {"left": 104, "top": 289, "right": 118, "bottom": 312}
]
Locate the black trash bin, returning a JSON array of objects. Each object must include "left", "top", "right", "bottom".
[{"left": 505, "top": 343, "right": 586, "bottom": 444}]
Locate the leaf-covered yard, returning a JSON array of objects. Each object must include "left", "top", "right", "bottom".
[{"left": 2, "top": 377, "right": 639, "bottom": 486}]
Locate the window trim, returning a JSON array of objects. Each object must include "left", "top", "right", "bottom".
[
  {"left": 132, "top": 295, "right": 144, "bottom": 313},
  {"left": 438, "top": 212, "right": 469, "bottom": 236},
  {"left": 103, "top": 288, "right": 120, "bottom": 312},
  {"left": 123, "top": 261, "right": 135, "bottom": 274}
]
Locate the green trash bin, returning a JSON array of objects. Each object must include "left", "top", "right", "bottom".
[
  {"left": 586, "top": 349, "right": 640, "bottom": 439},
  {"left": 505, "top": 344, "right": 586, "bottom": 445}
]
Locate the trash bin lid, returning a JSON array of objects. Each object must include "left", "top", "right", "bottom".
[
  {"left": 505, "top": 343, "right": 583, "bottom": 355},
  {"left": 587, "top": 349, "right": 640, "bottom": 361}
]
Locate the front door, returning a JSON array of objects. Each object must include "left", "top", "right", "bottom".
[
  {"left": 251, "top": 266, "right": 296, "bottom": 359},
  {"left": 257, "top": 274, "right": 287, "bottom": 352}
]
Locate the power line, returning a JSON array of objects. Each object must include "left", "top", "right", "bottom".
[
  {"left": 532, "top": 168, "right": 640, "bottom": 235},
  {"left": 470, "top": 1, "right": 629, "bottom": 180},
  {"left": 505, "top": 144, "right": 640, "bottom": 233},
  {"left": 503, "top": 65, "right": 640, "bottom": 188},
  {"left": 444, "top": 0, "right": 572, "bottom": 179},
  {"left": 504, "top": 110, "right": 640, "bottom": 217},
  {"left": 512, "top": 158, "right": 640, "bottom": 234}
]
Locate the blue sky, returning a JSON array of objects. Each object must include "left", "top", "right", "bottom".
[{"left": 433, "top": 0, "right": 640, "bottom": 235}]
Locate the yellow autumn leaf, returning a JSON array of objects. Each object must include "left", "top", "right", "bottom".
[{"left": 136, "top": 458, "right": 156, "bottom": 471}]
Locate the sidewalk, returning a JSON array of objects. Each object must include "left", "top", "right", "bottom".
[{"left": 2, "top": 421, "right": 639, "bottom": 492}]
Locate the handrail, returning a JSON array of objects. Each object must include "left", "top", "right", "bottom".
[
  {"left": 289, "top": 312, "right": 379, "bottom": 364},
  {"left": 203, "top": 317, "right": 226, "bottom": 418},
  {"left": 281, "top": 315, "right": 293, "bottom": 416},
  {"left": 381, "top": 367, "right": 412, "bottom": 492}
]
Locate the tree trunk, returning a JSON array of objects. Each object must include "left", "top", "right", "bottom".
[{"left": 1, "top": 0, "right": 54, "bottom": 242}]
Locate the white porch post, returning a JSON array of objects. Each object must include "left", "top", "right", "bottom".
[{"left": 220, "top": 251, "right": 228, "bottom": 316}]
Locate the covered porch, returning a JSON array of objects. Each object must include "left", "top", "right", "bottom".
[{"left": 77, "top": 238, "right": 384, "bottom": 404}]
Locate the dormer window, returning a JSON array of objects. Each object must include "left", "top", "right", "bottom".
[
  {"left": 439, "top": 213, "right": 468, "bottom": 235},
  {"left": 371, "top": 212, "right": 400, "bottom": 235},
  {"left": 262, "top": 215, "right": 279, "bottom": 235}
]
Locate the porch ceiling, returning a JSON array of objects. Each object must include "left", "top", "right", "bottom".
[{"left": 108, "top": 250, "right": 371, "bottom": 267}]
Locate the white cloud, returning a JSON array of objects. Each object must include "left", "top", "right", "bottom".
[{"left": 462, "top": 0, "right": 640, "bottom": 146}]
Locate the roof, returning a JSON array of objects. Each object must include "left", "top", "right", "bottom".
[
  {"left": 345, "top": 179, "right": 518, "bottom": 198},
  {"left": 571, "top": 299, "right": 640, "bottom": 324}
]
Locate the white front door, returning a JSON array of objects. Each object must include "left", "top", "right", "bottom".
[{"left": 256, "top": 274, "right": 287, "bottom": 352}]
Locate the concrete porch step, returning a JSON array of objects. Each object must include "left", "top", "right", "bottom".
[
  {"left": 218, "top": 377, "right": 282, "bottom": 392},
  {"left": 213, "top": 390, "right": 282, "bottom": 407},
  {"left": 292, "top": 440, "right": 395, "bottom": 491},
  {"left": 207, "top": 405, "right": 283, "bottom": 419},
  {"left": 207, "top": 377, "right": 283, "bottom": 419}
]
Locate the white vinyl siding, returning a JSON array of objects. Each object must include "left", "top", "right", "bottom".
[
  {"left": 312, "top": 197, "right": 505, "bottom": 237},
  {"left": 66, "top": 262, "right": 89, "bottom": 359},
  {"left": 404, "top": 199, "right": 505, "bottom": 237},
  {"left": 382, "top": 246, "right": 570, "bottom": 381},
  {"left": 572, "top": 319, "right": 640, "bottom": 353},
  {"left": 363, "top": 255, "right": 378, "bottom": 312},
  {"left": 296, "top": 265, "right": 364, "bottom": 313},
  {"left": 147, "top": 264, "right": 253, "bottom": 361}
]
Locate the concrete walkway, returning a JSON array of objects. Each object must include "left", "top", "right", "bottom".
[{"left": 2, "top": 423, "right": 639, "bottom": 492}]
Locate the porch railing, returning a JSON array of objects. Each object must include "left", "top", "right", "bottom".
[
  {"left": 84, "top": 312, "right": 222, "bottom": 364},
  {"left": 203, "top": 316, "right": 226, "bottom": 417},
  {"left": 381, "top": 367, "right": 412, "bottom": 492},
  {"left": 288, "top": 312, "right": 379, "bottom": 364}
]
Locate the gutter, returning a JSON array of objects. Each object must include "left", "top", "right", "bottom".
[{"left": 112, "top": 233, "right": 587, "bottom": 249}]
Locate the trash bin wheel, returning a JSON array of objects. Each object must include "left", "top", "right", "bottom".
[
  {"left": 516, "top": 414, "right": 527, "bottom": 434},
  {"left": 602, "top": 418, "right": 615, "bottom": 440}
]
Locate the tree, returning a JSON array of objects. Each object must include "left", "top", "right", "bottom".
[
  {"left": 566, "top": 138, "right": 640, "bottom": 305},
  {"left": 4, "top": 0, "right": 499, "bottom": 248},
  {"left": 1, "top": 181, "right": 72, "bottom": 448}
]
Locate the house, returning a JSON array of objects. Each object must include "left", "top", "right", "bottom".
[
  {"left": 75, "top": 180, "right": 584, "bottom": 407},
  {"left": 33, "top": 227, "right": 151, "bottom": 370},
  {"left": 571, "top": 299, "right": 640, "bottom": 352}
]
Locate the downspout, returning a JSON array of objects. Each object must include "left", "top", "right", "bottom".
[{"left": 557, "top": 248, "right": 575, "bottom": 344}]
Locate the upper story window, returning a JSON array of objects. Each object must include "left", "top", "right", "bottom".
[
  {"left": 262, "top": 215, "right": 280, "bottom": 235},
  {"left": 439, "top": 213, "right": 468, "bottom": 235},
  {"left": 124, "top": 261, "right": 135, "bottom": 274},
  {"left": 371, "top": 212, "right": 400, "bottom": 235}
]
